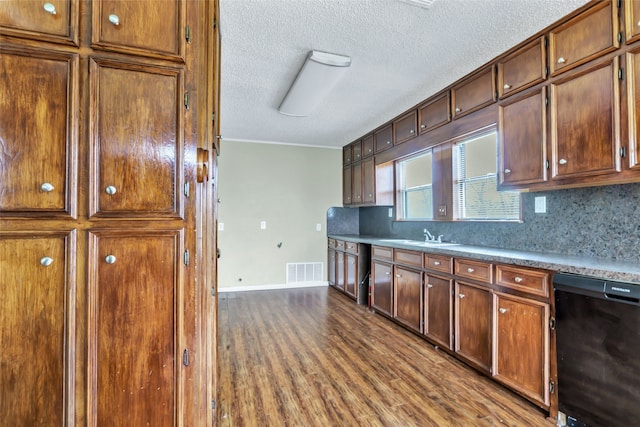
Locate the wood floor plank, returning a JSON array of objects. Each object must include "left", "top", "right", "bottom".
[{"left": 218, "top": 287, "right": 554, "bottom": 426}]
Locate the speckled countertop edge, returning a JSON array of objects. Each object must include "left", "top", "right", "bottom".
[{"left": 328, "top": 234, "right": 640, "bottom": 285}]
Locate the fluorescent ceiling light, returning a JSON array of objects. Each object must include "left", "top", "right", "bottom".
[
  {"left": 398, "top": 0, "right": 436, "bottom": 9},
  {"left": 278, "top": 50, "right": 351, "bottom": 117}
]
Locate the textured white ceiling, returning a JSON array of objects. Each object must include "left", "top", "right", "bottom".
[{"left": 219, "top": 0, "right": 591, "bottom": 148}]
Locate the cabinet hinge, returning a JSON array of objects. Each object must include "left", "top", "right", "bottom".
[
  {"left": 617, "top": 0, "right": 622, "bottom": 10},
  {"left": 183, "top": 348, "right": 190, "bottom": 366},
  {"left": 549, "top": 380, "right": 556, "bottom": 394},
  {"left": 211, "top": 399, "right": 216, "bottom": 410},
  {"left": 544, "top": 36, "right": 548, "bottom": 48},
  {"left": 618, "top": 32, "right": 623, "bottom": 44},
  {"left": 211, "top": 287, "right": 216, "bottom": 297},
  {"left": 184, "top": 182, "right": 190, "bottom": 198},
  {"left": 545, "top": 96, "right": 548, "bottom": 106},
  {"left": 545, "top": 66, "right": 549, "bottom": 78},
  {"left": 546, "top": 159, "right": 550, "bottom": 170},
  {"left": 185, "top": 25, "right": 191, "bottom": 43},
  {"left": 494, "top": 90, "right": 498, "bottom": 100},
  {"left": 549, "top": 316, "right": 556, "bottom": 330},
  {"left": 618, "top": 68, "right": 625, "bottom": 81},
  {"left": 184, "top": 91, "right": 190, "bottom": 110},
  {"left": 184, "top": 249, "right": 190, "bottom": 266},
  {"left": 621, "top": 146, "right": 627, "bottom": 158},
  {"left": 212, "top": 112, "right": 216, "bottom": 123},
  {"left": 213, "top": 19, "right": 217, "bottom": 28}
]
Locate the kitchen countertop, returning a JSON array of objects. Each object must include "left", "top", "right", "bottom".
[{"left": 328, "top": 234, "right": 640, "bottom": 285}]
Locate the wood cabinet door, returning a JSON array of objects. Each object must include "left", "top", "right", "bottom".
[
  {"left": 419, "top": 92, "right": 450, "bottom": 134},
  {"left": 343, "top": 145, "right": 352, "bottom": 165},
  {"left": 625, "top": 0, "right": 640, "bottom": 44},
  {"left": 394, "top": 266, "right": 422, "bottom": 333},
  {"left": 336, "top": 251, "right": 345, "bottom": 291},
  {"left": 0, "top": 47, "right": 78, "bottom": 216},
  {"left": 455, "top": 282, "right": 492, "bottom": 372},
  {"left": 89, "top": 231, "right": 184, "bottom": 427},
  {"left": 352, "top": 141, "right": 362, "bottom": 162},
  {"left": 0, "top": 0, "right": 77, "bottom": 43},
  {"left": 328, "top": 248, "right": 336, "bottom": 286},
  {"left": 424, "top": 274, "right": 452, "bottom": 350},
  {"left": 362, "top": 158, "right": 375, "bottom": 204},
  {"left": 374, "top": 124, "right": 393, "bottom": 153},
  {"left": 92, "top": 0, "right": 184, "bottom": 60},
  {"left": 451, "top": 66, "right": 496, "bottom": 119},
  {"left": 351, "top": 162, "right": 363, "bottom": 205},
  {"left": 342, "top": 166, "right": 352, "bottom": 205},
  {"left": 345, "top": 253, "right": 358, "bottom": 298},
  {"left": 89, "top": 58, "right": 183, "bottom": 218},
  {"left": 493, "top": 293, "right": 549, "bottom": 407},
  {"left": 550, "top": 58, "right": 620, "bottom": 180},
  {"left": 498, "top": 87, "right": 547, "bottom": 187},
  {"left": 0, "top": 232, "right": 75, "bottom": 425},
  {"left": 394, "top": 110, "right": 417, "bottom": 144},
  {"left": 372, "top": 261, "right": 393, "bottom": 317},
  {"left": 362, "top": 134, "right": 374, "bottom": 158},
  {"left": 432, "top": 142, "right": 452, "bottom": 220},
  {"left": 498, "top": 37, "right": 546, "bottom": 99},
  {"left": 626, "top": 49, "right": 640, "bottom": 170}
]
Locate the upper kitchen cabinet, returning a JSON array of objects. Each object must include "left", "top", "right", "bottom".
[
  {"left": 498, "top": 87, "right": 547, "bottom": 187},
  {"left": 362, "top": 134, "right": 374, "bottom": 158},
  {"left": 497, "top": 37, "right": 547, "bottom": 99},
  {"left": 374, "top": 123, "right": 393, "bottom": 153},
  {"left": 0, "top": 46, "right": 78, "bottom": 217},
  {"left": 624, "top": 0, "right": 640, "bottom": 44},
  {"left": 89, "top": 58, "right": 184, "bottom": 218},
  {"left": 418, "top": 92, "right": 450, "bottom": 134},
  {"left": 343, "top": 145, "right": 352, "bottom": 166},
  {"left": 626, "top": 47, "right": 640, "bottom": 171},
  {"left": 352, "top": 140, "right": 363, "bottom": 162},
  {"left": 342, "top": 166, "right": 352, "bottom": 205},
  {"left": 548, "top": 0, "right": 618, "bottom": 77},
  {"left": 92, "top": 0, "right": 185, "bottom": 61},
  {"left": 550, "top": 57, "right": 620, "bottom": 181},
  {"left": 451, "top": 66, "right": 496, "bottom": 119},
  {"left": 394, "top": 110, "right": 418, "bottom": 145},
  {"left": 0, "top": 0, "right": 78, "bottom": 45}
]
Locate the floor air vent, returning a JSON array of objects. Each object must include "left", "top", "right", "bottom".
[{"left": 286, "top": 262, "right": 323, "bottom": 284}]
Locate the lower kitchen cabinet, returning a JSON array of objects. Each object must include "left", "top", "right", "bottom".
[
  {"left": 371, "top": 261, "right": 393, "bottom": 317},
  {"left": 424, "top": 274, "right": 453, "bottom": 350},
  {"left": 493, "top": 292, "right": 550, "bottom": 407},
  {"left": 345, "top": 253, "right": 358, "bottom": 298},
  {"left": 455, "top": 281, "right": 492, "bottom": 373},
  {"left": 393, "top": 266, "right": 423, "bottom": 333},
  {"left": 329, "top": 239, "right": 370, "bottom": 303},
  {"left": 336, "top": 250, "right": 345, "bottom": 292},
  {"left": 328, "top": 247, "right": 336, "bottom": 287}
]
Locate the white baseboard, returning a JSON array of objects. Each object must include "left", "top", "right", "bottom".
[{"left": 218, "top": 281, "right": 329, "bottom": 293}]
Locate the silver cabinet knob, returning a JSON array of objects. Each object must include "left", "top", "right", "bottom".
[
  {"left": 503, "top": 84, "right": 511, "bottom": 90},
  {"left": 385, "top": 271, "right": 390, "bottom": 275},
  {"left": 105, "top": 255, "right": 116, "bottom": 264},
  {"left": 455, "top": 107, "right": 461, "bottom": 113},
  {"left": 427, "top": 284, "right": 433, "bottom": 288},
  {"left": 514, "top": 276, "right": 523, "bottom": 283},
  {"left": 105, "top": 185, "right": 117, "bottom": 195},
  {"left": 499, "top": 308, "right": 508, "bottom": 314},
  {"left": 434, "top": 261, "right": 441, "bottom": 266},
  {"left": 557, "top": 57, "right": 566, "bottom": 64},
  {"left": 504, "top": 169, "right": 511, "bottom": 174},
  {"left": 368, "top": 194, "right": 372, "bottom": 198},
  {"left": 40, "top": 257, "right": 54, "bottom": 266},
  {"left": 409, "top": 129, "right": 414, "bottom": 134},
  {"left": 420, "top": 124, "right": 426, "bottom": 129},
  {"left": 43, "top": 2, "right": 57, "bottom": 14},
  {"left": 108, "top": 14, "right": 120, "bottom": 26},
  {"left": 367, "top": 148, "right": 372, "bottom": 153},
  {"left": 637, "top": 20, "right": 640, "bottom": 27},
  {"left": 467, "top": 267, "right": 475, "bottom": 273},
  {"left": 459, "top": 293, "right": 465, "bottom": 299},
  {"left": 386, "top": 140, "right": 391, "bottom": 145},
  {"left": 559, "top": 158, "right": 568, "bottom": 165},
  {"left": 41, "top": 182, "right": 55, "bottom": 192}
]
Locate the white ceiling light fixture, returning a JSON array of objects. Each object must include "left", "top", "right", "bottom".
[
  {"left": 278, "top": 50, "right": 351, "bottom": 117},
  {"left": 398, "top": 0, "right": 437, "bottom": 9}
]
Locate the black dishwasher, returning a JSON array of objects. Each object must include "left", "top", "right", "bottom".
[{"left": 554, "top": 273, "right": 640, "bottom": 427}]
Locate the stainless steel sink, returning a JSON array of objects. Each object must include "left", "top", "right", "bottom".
[{"left": 379, "top": 239, "right": 459, "bottom": 247}]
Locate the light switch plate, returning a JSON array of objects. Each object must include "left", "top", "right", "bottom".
[
  {"left": 218, "top": 222, "right": 224, "bottom": 231},
  {"left": 260, "top": 221, "right": 266, "bottom": 229},
  {"left": 534, "top": 196, "right": 546, "bottom": 214},
  {"left": 388, "top": 208, "right": 393, "bottom": 218},
  {"left": 316, "top": 223, "right": 322, "bottom": 231}
]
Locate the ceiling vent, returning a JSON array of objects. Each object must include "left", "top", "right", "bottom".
[{"left": 398, "top": 0, "right": 437, "bottom": 9}]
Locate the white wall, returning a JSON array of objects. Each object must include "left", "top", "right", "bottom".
[{"left": 217, "top": 140, "right": 342, "bottom": 291}]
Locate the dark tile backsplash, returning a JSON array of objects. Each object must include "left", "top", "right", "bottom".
[
  {"left": 326, "top": 207, "right": 359, "bottom": 235},
  {"left": 329, "top": 183, "right": 640, "bottom": 262}
]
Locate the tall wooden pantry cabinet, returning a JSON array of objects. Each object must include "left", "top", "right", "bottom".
[{"left": 0, "top": 0, "right": 221, "bottom": 425}]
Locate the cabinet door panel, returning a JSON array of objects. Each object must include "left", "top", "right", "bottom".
[
  {"left": 374, "top": 124, "right": 393, "bottom": 153},
  {"left": 625, "top": 0, "right": 640, "bottom": 44},
  {"left": 362, "top": 134, "right": 374, "bottom": 158},
  {"left": 362, "top": 158, "right": 375, "bottom": 204},
  {"left": 499, "top": 87, "right": 547, "bottom": 186},
  {"left": 92, "top": 0, "right": 184, "bottom": 60},
  {"left": 342, "top": 166, "right": 352, "bottom": 205},
  {"left": 452, "top": 67, "right": 495, "bottom": 119},
  {"left": 89, "top": 231, "right": 183, "bottom": 427},
  {"left": 455, "top": 282, "right": 492, "bottom": 372},
  {"left": 336, "top": 251, "right": 345, "bottom": 291},
  {"left": 352, "top": 162, "right": 362, "bottom": 205},
  {"left": 626, "top": 49, "right": 640, "bottom": 170},
  {"left": 498, "top": 37, "right": 546, "bottom": 98},
  {"left": 328, "top": 248, "right": 336, "bottom": 286},
  {"left": 394, "top": 110, "right": 417, "bottom": 144},
  {"left": 419, "top": 92, "right": 450, "bottom": 133},
  {"left": 0, "top": 0, "right": 77, "bottom": 43},
  {"left": 345, "top": 253, "right": 357, "bottom": 298},
  {"left": 90, "top": 58, "right": 183, "bottom": 217},
  {"left": 550, "top": 59, "right": 620, "bottom": 180},
  {"left": 425, "top": 274, "right": 452, "bottom": 350},
  {"left": 372, "top": 261, "right": 393, "bottom": 317},
  {"left": 394, "top": 266, "right": 422, "bottom": 333},
  {"left": 352, "top": 141, "right": 362, "bottom": 162},
  {"left": 0, "top": 47, "right": 78, "bottom": 215},
  {"left": 494, "top": 293, "right": 549, "bottom": 406},
  {"left": 0, "top": 232, "right": 75, "bottom": 425}
]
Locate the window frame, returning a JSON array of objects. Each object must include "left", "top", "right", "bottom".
[{"left": 395, "top": 149, "right": 434, "bottom": 221}]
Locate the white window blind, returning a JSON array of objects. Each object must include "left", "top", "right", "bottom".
[{"left": 397, "top": 151, "right": 433, "bottom": 220}]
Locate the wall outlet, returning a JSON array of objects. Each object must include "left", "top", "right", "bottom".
[
  {"left": 534, "top": 196, "right": 547, "bottom": 214},
  {"left": 218, "top": 222, "right": 224, "bottom": 231},
  {"left": 388, "top": 207, "right": 393, "bottom": 218},
  {"left": 260, "top": 220, "right": 267, "bottom": 229},
  {"left": 315, "top": 223, "right": 322, "bottom": 231}
]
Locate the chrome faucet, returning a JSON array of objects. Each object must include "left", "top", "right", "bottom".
[{"left": 423, "top": 229, "right": 435, "bottom": 242}]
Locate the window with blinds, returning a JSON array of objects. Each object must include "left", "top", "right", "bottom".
[
  {"left": 453, "top": 131, "right": 521, "bottom": 221},
  {"left": 397, "top": 150, "right": 433, "bottom": 220}
]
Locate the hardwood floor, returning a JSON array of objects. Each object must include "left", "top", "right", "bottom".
[{"left": 217, "top": 286, "right": 553, "bottom": 426}]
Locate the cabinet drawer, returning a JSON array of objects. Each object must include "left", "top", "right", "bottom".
[
  {"left": 549, "top": 1, "right": 617, "bottom": 76},
  {"left": 343, "top": 146, "right": 352, "bottom": 165},
  {"left": 394, "top": 249, "right": 423, "bottom": 268},
  {"left": 328, "top": 238, "right": 336, "bottom": 248},
  {"left": 335, "top": 240, "right": 346, "bottom": 250},
  {"left": 425, "top": 254, "right": 453, "bottom": 274},
  {"left": 419, "top": 92, "right": 450, "bottom": 133},
  {"left": 362, "top": 134, "right": 374, "bottom": 158},
  {"left": 394, "top": 110, "right": 417, "bottom": 144},
  {"left": 372, "top": 245, "right": 393, "bottom": 261},
  {"left": 374, "top": 124, "right": 393, "bottom": 153},
  {"left": 451, "top": 66, "right": 496, "bottom": 119},
  {"left": 496, "top": 265, "right": 549, "bottom": 298},
  {"left": 345, "top": 241, "right": 359, "bottom": 255},
  {"left": 455, "top": 259, "right": 493, "bottom": 283},
  {"left": 352, "top": 141, "right": 362, "bottom": 162},
  {"left": 498, "top": 37, "right": 546, "bottom": 99}
]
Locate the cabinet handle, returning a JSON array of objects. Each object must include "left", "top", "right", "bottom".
[
  {"left": 504, "top": 168, "right": 511, "bottom": 174},
  {"left": 43, "top": 2, "right": 57, "bottom": 14},
  {"left": 467, "top": 267, "right": 475, "bottom": 273},
  {"left": 427, "top": 284, "right": 434, "bottom": 288},
  {"left": 420, "top": 124, "right": 426, "bottom": 129},
  {"left": 503, "top": 84, "right": 511, "bottom": 90},
  {"left": 108, "top": 14, "right": 120, "bottom": 26},
  {"left": 368, "top": 148, "right": 372, "bottom": 153},
  {"left": 459, "top": 293, "right": 465, "bottom": 299},
  {"left": 637, "top": 20, "right": 640, "bottom": 27},
  {"left": 385, "top": 271, "right": 390, "bottom": 275},
  {"left": 557, "top": 57, "right": 566, "bottom": 64},
  {"left": 559, "top": 158, "right": 568, "bottom": 165},
  {"left": 409, "top": 129, "right": 414, "bottom": 134},
  {"left": 433, "top": 261, "right": 440, "bottom": 266},
  {"left": 499, "top": 308, "right": 508, "bottom": 314},
  {"left": 386, "top": 140, "right": 391, "bottom": 145},
  {"left": 40, "top": 257, "right": 54, "bottom": 266},
  {"left": 41, "top": 182, "right": 55, "bottom": 192},
  {"left": 105, "top": 185, "right": 117, "bottom": 195},
  {"left": 396, "top": 274, "right": 402, "bottom": 278},
  {"left": 514, "top": 276, "right": 523, "bottom": 283},
  {"left": 368, "top": 194, "right": 372, "bottom": 197},
  {"left": 105, "top": 255, "right": 117, "bottom": 264},
  {"left": 455, "top": 107, "right": 461, "bottom": 113}
]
